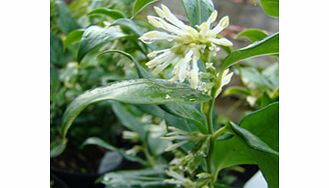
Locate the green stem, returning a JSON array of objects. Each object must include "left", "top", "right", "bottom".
[
  {"left": 212, "top": 126, "right": 228, "bottom": 140},
  {"left": 205, "top": 98, "right": 215, "bottom": 188},
  {"left": 143, "top": 143, "right": 155, "bottom": 167},
  {"left": 205, "top": 69, "right": 227, "bottom": 187}
]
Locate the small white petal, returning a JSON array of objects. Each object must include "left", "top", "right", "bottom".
[
  {"left": 210, "top": 16, "right": 229, "bottom": 35},
  {"left": 154, "top": 6, "right": 166, "bottom": 18},
  {"left": 221, "top": 71, "right": 234, "bottom": 87},
  {"left": 139, "top": 31, "right": 177, "bottom": 44},
  {"left": 190, "top": 57, "right": 199, "bottom": 89},
  {"left": 214, "top": 69, "right": 234, "bottom": 96},
  {"left": 160, "top": 4, "right": 190, "bottom": 30},
  {"left": 148, "top": 16, "right": 186, "bottom": 36},
  {"left": 147, "top": 49, "right": 170, "bottom": 58},
  {"left": 199, "top": 23, "right": 210, "bottom": 37},
  {"left": 147, "top": 16, "right": 164, "bottom": 28},
  {"left": 146, "top": 51, "right": 174, "bottom": 68},
  {"left": 175, "top": 50, "right": 193, "bottom": 82},
  {"left": 210, "top": 38, "right": 233, "bottom": 46},
  {"left": 207, "top": 10, "right": 218, "bottom": 25},
  {"left": 152, "top": 59, "right": 172, "bottom": 74}
]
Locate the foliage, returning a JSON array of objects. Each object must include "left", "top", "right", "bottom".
[{"left": 51, "top": 0, "right": 279, "bottom": 187}]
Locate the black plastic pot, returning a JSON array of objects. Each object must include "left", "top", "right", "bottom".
[
  {"left": 51, "top": 151, "right": 123, "bottom": 188},
  {"left": 51, "top": 167, "right": 104, "bottom": 188},
  {"left": 51, "top": 173, "right": 70, "bottom": 188}
]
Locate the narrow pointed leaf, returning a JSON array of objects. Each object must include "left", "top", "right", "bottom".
[
  {"left": 88, "top": 8, "right": 126, "bottom": 19},
  {"left": 77, "top": 26, "right": 127, "bottom": 62},
  {"left": 99, "top": 167, "right": 167, "bottom": 187},
  {"left": 223, "top": 86, "right": 251, "bottom": 97},
  {"left": 159, "top": 104, "right": 207, "bottom": 133},
  {"left": 83, "top": 137, "right": 147, "bottom": 165},
  {"left": 259, "top": 0, "right": 279, "bottom": 17},
  {"left": 64, "top": 29, "right": 84, "bottom": 47},
  {"left": 220, "top": 32, "right": 279, "bottom": 70},
  {"left": 229, "top": 122, "right": 278, "bottom": 155},
  {"left": 61, "top": 79, "right": 211, "bottom": 138},
  {"left": 213, "top": 102, "right": 279, "bottom": 188},
  {"left": 111, "top": 18, "right": 143, "bottom": 36},
  {"left": 235, "top": 28, "right": 268, "bottom": 42},
  {"left": 111, "top": 102, "right": 147, "bottom": 140},
  {"left": 98, "top": 50, "right": 152, "bottom": 79},
  {"left": 133, "top": 0, "right": 159, "bottom": 17}
]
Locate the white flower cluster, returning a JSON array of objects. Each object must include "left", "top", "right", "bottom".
[{"left": 139, "top": 4, "right": 233, "bottom": 90}]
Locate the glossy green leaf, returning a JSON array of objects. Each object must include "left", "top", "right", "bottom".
[
  {"left": 235, "top": 28, "right": 268, "bottom": 42},
  {"left": 77, "top": 26, "right": 127, "bottom": 62},
  {"left": 259, "top": 0, "right": 279, "bottom": 17},
  {"left": 229, "top": 122, "right": 278, "bottom": 156},
  {"left": 239, "top": 102, "right": 279, "bottom": 188},
  {"left": 120, "top": 51, "right": 207, "bottom": 133},
  {"left": 88, "top": 8, "right": 126, "bottom": 19},
  {"left": 213, "top": 102, "right": 279, "bottom": 188},
  {"left": 133, "top": 0, "right": 159, "bottom": 17},
  {"left": 99, "top": 167, "right": 167, "bottom": 187},
  {"left": 181, "top": 0, "right": 214, "bottom": 26},
  {"left": 111, "top": 18, "right": 143, "bottom": 36},
  {"left": 83, "top": 137, "right": 147, "bottom": 165},
  {"left": 220, "top": 32, "right": 279, "bottom": 70},
  {"left": 64, "top": 29, "right": 84, "bottom": 47},
  {"left": 61, "top": 79, "right": 211, "bottom": 138}
]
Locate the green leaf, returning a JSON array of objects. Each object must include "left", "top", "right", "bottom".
[
  {"left": 229, "top": 122, "right": 278, "bottom": 156},
  {"left": 98, "top": 50, "right": 152, "bottom": 78},
  {"left": 262, "top": 62, "right": 279, "bottom": 89},
  {"left": 64, "top": 29, "right": 84, "bottom": 47},
  {"left": 259, "top": 0, "right": 279, "bottom": 17},
  {"left": 220, "top": 32, "right": 279, "bottom": 70},
  {"left": 213, "top": 102, "right": 279, "bottom": 188},
  {"left": 181, "top": 0, "right": 214, "bottom": 26},
  {"left": 138, "top": 105, "right": 200, "bottom": 132},
  {"left": 83, "top": 137, "right": 147, "bottom": 165},
  {"left": 50, "top": 32, "right": 64, "bottom": 65},
  {"left": 99, "top": 167, "right": 168, "bottom": 188},
  {"left": 61, "top": 79, "right": 211, "bottom": 139},
  {"left": 239, "top": 102, "right": 279, "bottom": 188},
  {"left": 88, "top": 8, "right": 126, "bottom": 19},
  {"left": 222, "top": 86, "right": 251, "bottom": 97},
  {"left": 111, "top": 102, "right": 147, "bottom": 140},
  {"left": 133, "top": 0, "right": 159, "bottom": 17},
  {"left": 111, "top": 18, "right": 143, "bottom": 36},
  {"left": 239, "top": 67, "right": 274, "bottom": 90},
  {"left": 50, "top": 139, "right": 67, "bottom": 158},
  {"left": 235, "top": 28, "right": 268, "bottom": 43},
  {"left": 159, "top": 104, "right": 207, "bottom": 133},
  {"left": 50, "top": 64, "right": 60, "bottom": 101},
  {"left": 77, "top": 26, "right": 127, "bottom": 62},
  {"left": 239, "top": 102, "right": 279, "bottom": 151},
  {"left": 55, "top": 0, "right": 80, "bottom": 34}
]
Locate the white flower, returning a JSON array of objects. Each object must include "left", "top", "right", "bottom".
[
  {"left": 215, "top": 69, "right": 234, "bottom": 97},
  {"left": 139, "top": 4, "right": 232, "bottom": 90}
]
